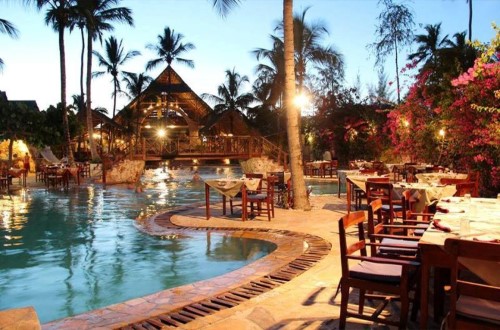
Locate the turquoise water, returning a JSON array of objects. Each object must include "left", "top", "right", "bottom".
[
  {"left": 0, "top": 167, "right": 277, "bottom": 323},
  {"left": 0, "top": 166, "right": 339, "bottom": 323}
]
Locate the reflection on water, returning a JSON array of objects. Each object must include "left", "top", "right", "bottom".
[{"left": 0, "top": 166, "right": 277, "bottom": 323}]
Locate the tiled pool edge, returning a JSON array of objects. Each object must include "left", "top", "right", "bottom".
[{"left": 42, "top": 204, "right": 332, "bottom": 330}]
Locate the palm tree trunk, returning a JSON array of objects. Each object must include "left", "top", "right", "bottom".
[
  {"left": 86, "top": 28, "right": 99, "bottom": 161},
  {"left": 78, "top": 25, "right": 85, "bottom": 159},
  {"left": 59, "top": 17, "right": 75, "bottom": 166},
  {"left": 284, "top": 0, "right": 310, "bottom": 211},
  {"left": 468, "top": 0, "right": 473, "bottom": 41}
]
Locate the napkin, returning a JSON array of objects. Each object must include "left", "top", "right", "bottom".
[
  {"left": 436, "top": 206, "right": 465, "bottom": 213},
  {"left": 432, "top": 219, "right": 451, "bottom": 232},
  {"left": 473, "top": 236, "right": 500, "bottom": 243}
]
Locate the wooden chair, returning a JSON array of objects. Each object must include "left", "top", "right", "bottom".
[
  {"left": 455, "top": 181, "right": 479, "bottom": 197},
  {"left": 367, "top": 199, "right": 420, "bottom": 259},
  {"left": 230, "top": 173, "right": 263, "bottom": 215},
  {"left": 35, "top": 164, "right": 46, "bottom": 182},
  {"left": 338, "top": 211, "right": 420, "bottom": 329},
  {"left": 400, "top": 190, "right": 435, "bottom": 236},
  {"left": 45, "top": 166, "right": 65, "bottom": 188},
  {"left": 440, "top": 177, "right": 468, "bottom": 185},
  {"left": 365, "top": 181, "right": 402, "bottom": 225},
  {"left": 352, "top": 169, "right": 379, "bottom": 209},
  {"left": 325, "top": 160, "right": 338, "bottom": 177},
  {"left": 245, "top": 175, "right": 276, "bottom": 221},
  {"left": 443, "top": 238, "right": 500, "bottom": 329}
]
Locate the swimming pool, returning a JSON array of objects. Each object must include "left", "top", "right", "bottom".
[
  {"left": 0, "top": 166, "right": 340, "bottom": 323},
  {"left": 0, "top": 166, "right": 277, "bottom": 323}
]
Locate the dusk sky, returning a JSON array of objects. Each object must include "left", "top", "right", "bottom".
[{"left": 1, "top": 0, "right": 498, "bottom": 114}]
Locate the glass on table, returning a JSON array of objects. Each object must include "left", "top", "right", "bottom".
[
  {"left": 463, "top": 193, "right": 471, "bottom": 204},
  {"left": 460, "top": 217, "right": 470, "bottom": 236}
]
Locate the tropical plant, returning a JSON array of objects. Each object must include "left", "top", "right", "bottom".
[
  {"left": 122, "top": 71, "right": 153, "bottom": 150},
  {"left": 210, "top": 0, "right": 310, "bottom": 210},
  {"left": 368, "top": 0, "right": 415, "bottom": 103},
  {"left": 27, "top": 0, "right": 76, "bottom": 165},
  {"left": 202, "top": 68, "right": 255, "bottom": 117},
  {"left": 408, "top": 23, "right": 450, "bottom": 69},
  {"left": 76, "top": 0, "right": 134, "bottom": 161},
  {"left": 93, "top": 36, "right": 140, "bottom": 119},
  {"left": 0, "top": 18, "right": 19, "bottom": 72},
  {"left": 145, "top": 26, "right": 195, "bottom": 70}
]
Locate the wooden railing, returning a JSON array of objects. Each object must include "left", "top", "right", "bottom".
[{"left": 128, "top": 136, "right": 288, "bottom": 169}]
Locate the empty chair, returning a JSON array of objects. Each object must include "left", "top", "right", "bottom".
[
  {"left": 443, "top": 238, "right": 500, "bottom": 329},
  {"left": 367, "top": 198, "right": 420, "bottom": 258},
  {"left": 455, "top": 181, "right": 479, "bottom": 197},
  {"left": 325, "top": 160, "right": 338, "bottom": 177},
  {"left": 365, "top": 181, "right": 403, "bottom": 225},
  {"left": 338, "top": 211, "right": 420, "bottom": 329},
  {"left": 245, "top": 175, "right": 276, "bottom": 221},
  {"left": 230, "top": 173, "right": 263, "bottom": 215}
]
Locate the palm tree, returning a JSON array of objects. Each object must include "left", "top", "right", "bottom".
[
  {"left": 276, "top": 7, "right": 341, "bottom": 94},
  {"left": 408, "top": 23, "right": 450, "bottom": 69},
  {"left": 201, "top": 68, "right": 255, "bottom": 133},
  {"left": 27, "top": 0, "right": 75, "bottom": 165},
  {"left": 122, "top": 71, "right": 153, "bottom": 151},
  {"left": 93, "top": 36, "right": 139, "bottom": 152},
  {"left": 0, "top": 18, "right": 19, "bottom": 72},
  {"left": 93, "top": 36, "right": 140, "bottom": 119},
  {"left": 145, "top": 26, "right": 195, "bottom": 70},
  {"left": 211, "top": 0, "right": 310, "bottom": 210},
  {"left": 445, "top": 31, "right": 476, "bottom": 70},
  {"left": 77, "top": 0, "right": 134, "bottom": 161},
  {"left": 368, "top": 0, "right": 415, "bottom": 103},
  {"left": 253, "top": 35, "right": 285, "bottom": 107}
]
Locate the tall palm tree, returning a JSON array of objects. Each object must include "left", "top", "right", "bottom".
[
  {"left": 446, "top": 31, "right": 476, "bottom": 70},
  {"left": 93, "top": 36, "right": 140, "bottom": 119},
  {"left": 27, "top": 0, "right": 75, "bottom": 165},
  {"left": 93, "top": 36, "right": 139, "bottom": 152},
  {"left": 68, "top": 10, "right": 86, "bottom": 119},
  {"left": 408, "top": 23, "right": 450, "bottom": 69},
  {"left": 145, "top": 26, "right": 195, "bottom": 70},
  {"left": 77, "top": 0, "right": 133, "bottom": 161},
  {"left": 0, "top": 18, "right": 19, "bottom": 72},
  {"left": 211, "top": 0, "right": 310, "bottom": 210},
  {"left": 201, "top": 68, "right": 256, "bottom": 130}
]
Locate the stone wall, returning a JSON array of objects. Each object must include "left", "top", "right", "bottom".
[
  {"left": 239, "top": 157, "right": 284, "bottom": 176},
  {"left": 101, "top": 159, "right": 145, "bottom": 184}
]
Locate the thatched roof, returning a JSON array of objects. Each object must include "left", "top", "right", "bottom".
[{"left": 119, "top": 65, "right": 213, "bottom": 123}]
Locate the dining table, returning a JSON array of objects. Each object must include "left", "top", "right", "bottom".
[
  {"left": 204, "top": 177, "right": 262, "bottom": 221},
  {"left": 8, "top": 168, "right": 27, "bottom": 187},
  {"left": 415, "top": 172, "right": 467, "bottom": 184},
  {"left": 418, "top": 196, "right": 500, "bottom": 329},
  {"left": 392, "top": 182, "right": 457, "bottom": 212}
]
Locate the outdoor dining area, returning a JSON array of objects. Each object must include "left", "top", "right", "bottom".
[
  {"left": 34, "top": 161, "right": 91, "bottom": 188},
  {"left": 330, "top": 160, "right": 499, "bottom": 329}
]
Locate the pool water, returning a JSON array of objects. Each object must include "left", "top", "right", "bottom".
[
  {"left": 0, "top": 166, "right": 339, "bottom": 323},
  {"left": 0, "top": 167, "right": 277, "bottom": 323}
]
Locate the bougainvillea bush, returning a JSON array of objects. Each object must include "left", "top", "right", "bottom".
[{"left": 388, "top": 25, "right": 499, "bottom": 195}]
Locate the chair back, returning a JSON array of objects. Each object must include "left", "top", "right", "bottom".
[
  {"left": 338, "top": 211, "right": 367, "bottom": 278},
  {"left": 440, "top": 177, "right": 468, "bottom": 185},
  {"left": 444, "top": 238, "right": 500, "bottom": 329},
  {"left": 455, "top": 181, "right": 478, "bottom": 197},
  {"left": 365, "top": 180, "right": 392, "bottom": 204},
  {"left": 367, "top": 199, "right": 386, "bottom": 256},
  {"left": 245, "top": 173, "right": 263, "bottom": 192}
]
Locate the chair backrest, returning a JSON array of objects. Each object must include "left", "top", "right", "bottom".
[
  {"left": 444, "top": 238, "right": 500, "bottom": 328},
  {"left": 365, "top": 180, "right": 392, "bottom": 204},
  {"left": 266, "top": 175, "right": 277, "bottom": 199},
  {"left": 359, "top": 168, "right": 377, "bottom": 175},
  {"left": 367, "top": 199, "right": 386, "bottom": 255},
  {"left": 267, "top": 171, "right": 284, "bottom": 186},
  {"left": 440, "top": 177, "right": 468, "bottom": 185},
  {"left": 455, "top": 181, "right": 479, "bottom": 197},
  {"left": 245, "top": 173, "right": 263, "bottom": 192},
  {"left": 338, "top": 211, "right": 367, "bottom": 278},
  {"left": 372, "top": 161, "right": 385, "bottom": 174}
]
